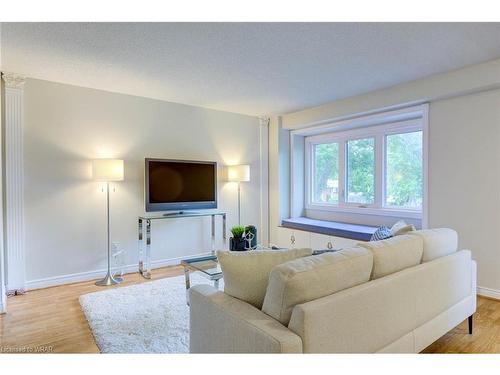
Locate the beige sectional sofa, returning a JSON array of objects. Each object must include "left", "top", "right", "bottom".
[{"left": 189, "top": 228, "right": 476, "bottom": 353}]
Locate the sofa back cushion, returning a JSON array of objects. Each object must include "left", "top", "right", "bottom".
[
  {"left": 358, "top": 235, "right": 423, "bottom": 279},
  {"left": 216, "top": 248, "right": 313, "bottom": 308},
  {"left": 407, "top": 228, "right": 458, "bottom": 262},
  {"left": 262, "top": 247, "right": 373, "bottom": 325}
]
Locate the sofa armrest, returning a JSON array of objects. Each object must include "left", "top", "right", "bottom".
[{"left": 189, "top": 284, "right": 302, "bottom": 353}]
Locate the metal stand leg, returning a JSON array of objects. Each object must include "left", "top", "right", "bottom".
[
  {"left": 138, "top": 218, "right": 146, "bottom": 276},
  {"left": 143, "top": 219, "right": 152, "bottom": 278},
  {"left": 184, "top": 268, "right": 191, "bottom": 305},
  {"left": 211, "top": 214, "right": 215, "bottom": 255},
  {"left": 139, "top": 218, "right": 151, "bottom": 279},
  {"left": 468, "top": 315, "right": 473, "bottom": 334}
]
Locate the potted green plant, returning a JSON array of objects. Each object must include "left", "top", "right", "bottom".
[{"left": 229, "top": 225, "right": 246, "bottom": 251}]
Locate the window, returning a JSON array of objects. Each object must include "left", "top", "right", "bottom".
[
  {"left": 313, "top": 143, "right": 339, "bottom": 204},
  {"left": 304, "top": 110, "right": 426, "bottom": 219},
  {"left": 385, "top": 131, "right": 423, "bottom": 209},
  {"left": 346, "top": 138, "right": 375, "bottom": 204}
]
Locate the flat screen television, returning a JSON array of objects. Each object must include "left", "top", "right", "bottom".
[{"left": 145, "top": 158, "right": 217, "bottom": 212}]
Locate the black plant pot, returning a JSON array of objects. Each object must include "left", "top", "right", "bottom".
[{"left": 229, "top": 237, "right": 247, "bottom": 251}]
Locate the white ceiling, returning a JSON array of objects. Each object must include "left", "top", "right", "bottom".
[{"left": 1, "top": 23, "right": 499, "bottom": 116}]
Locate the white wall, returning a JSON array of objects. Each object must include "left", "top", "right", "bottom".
[
  {"left": 23, "top": 78, "right": 262, "bottom": 288},
  {"left": 270, "top": 60, "right": 500, "bottom": 297},
  {"left": 428, "top": 89, "right": 500, "bottom": 295}
]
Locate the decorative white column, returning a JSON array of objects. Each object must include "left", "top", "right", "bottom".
[
  {"left": 0, "top": 76, "right": 5, "bottom": 312},
  {"left": 2, "top": 72, "right": 27, "bottom": 294},
  {"left": 259, "top": 116, "right": 270, "bottom": 246}
]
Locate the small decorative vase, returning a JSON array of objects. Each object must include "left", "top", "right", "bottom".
[
  {"left": 245, "top": 226, "right": 257, "bottom": 249},
  {"left": 230, "top": 237, "right": 247, "bottom": 251}
]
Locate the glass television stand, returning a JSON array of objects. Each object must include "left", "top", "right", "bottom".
[{"left": 137, "top": 211, "right": 227, "bottom": 279}]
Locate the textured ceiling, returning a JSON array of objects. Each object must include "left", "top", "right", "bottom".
[{"left": 1, "top": 22, "right": 499, "bottom": 116}]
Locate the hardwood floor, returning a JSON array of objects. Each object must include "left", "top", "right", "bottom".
[
  {"left": 422, "top": 296, "right": 500, "bottom": 353},
  {"left": 1, "top": 266, "right": 499, "bottom": 353},
  {"left": 0, "top": 266, "right": 184, "bottom": 353}
]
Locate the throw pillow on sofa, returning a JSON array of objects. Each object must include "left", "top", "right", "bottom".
[
  {"left": 262, "top": 247, "right": 373, "bottom": 325},
  {"left": 216, "top": 248, "right": 313, "bottom": 308},
  {"left": 370, "top": 226, "right": 393, "bottom": 241},
  {"left": 358, "top": 235, "right": 423, "bottom": 279},
  {"left": 393, "top": 224, "right": 416, "bottom": 236},
  {"left": 390, "top": 220, "right": 416, "bottom": 236}
]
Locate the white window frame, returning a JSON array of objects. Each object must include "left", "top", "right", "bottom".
[{"left": 295, "top": 104, "right": 428, "bottom": 222}]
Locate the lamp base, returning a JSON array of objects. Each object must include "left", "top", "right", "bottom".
[{"left": 95, "top": 273, "right": 123, "bottom": 286}]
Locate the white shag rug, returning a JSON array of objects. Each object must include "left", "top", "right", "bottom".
[{"left": 79, "top": 273, "right": 222, "bottom": 353}]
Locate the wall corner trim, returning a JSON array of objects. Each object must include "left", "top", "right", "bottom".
[{"left": 259, "top": 116, "right": 270, "bottom": 245}]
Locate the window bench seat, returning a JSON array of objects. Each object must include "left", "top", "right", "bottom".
[{"left": 281, "top": 217, "right": 377, "bottom": 241}]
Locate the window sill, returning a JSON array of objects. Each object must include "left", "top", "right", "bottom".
[
  {"left": 306, "top": 203, "right": 422, "bottom": 219},
  {"left": 281, "top": 217, "right": 377, "bottom": 241}
]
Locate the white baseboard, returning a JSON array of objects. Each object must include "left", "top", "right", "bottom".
[
  {"left": 25, "top": 252, "right": 211, "bottom": 290},
  {"left": 477, "top": 286, "right": 500, "bottom": 300}
]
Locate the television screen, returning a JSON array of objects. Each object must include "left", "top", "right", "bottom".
[{"left": 145, "top": 159, "right": 217, "bottom": 212}]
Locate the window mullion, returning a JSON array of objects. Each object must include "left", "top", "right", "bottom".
[
  {"left": 339, "top": 140, "right": 346, "bottom": 207},
  {"left": 374, "top": 133, "right": 384, "bottom": 209},
  {"left": 305, "top": 140, "right": 312, "bottom": 207}
]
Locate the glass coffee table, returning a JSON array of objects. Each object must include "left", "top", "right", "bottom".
[{"left": 181, "top": 255, "right": 223, "bottom": 305}]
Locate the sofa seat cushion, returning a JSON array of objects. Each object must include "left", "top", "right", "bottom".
[
  {"left": 407, "top": 228, "right": 458, "bottom": 262},
  {"left": 216, "top": 248, "right": 313, "bottom": 308},
  {"left": 358, "top": 235, "right": 423, "bottom": 279},
  {"left": 262, "top": 247, "right": 373, "bottom": 325}
]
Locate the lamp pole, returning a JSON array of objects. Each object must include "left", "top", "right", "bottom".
[
  {"left": 237, "top": 182, "right": 241, "bottom": 226},
  {"left": 95, "top": 181, "right": 123, "bottom": 286}
]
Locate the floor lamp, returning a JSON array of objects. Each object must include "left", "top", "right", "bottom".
[
  {"left": 92, "top": 159, "right": 124, "bottom": 286},
  {"left": 227, "top": 165, "right": 250, "bottom": 225}
]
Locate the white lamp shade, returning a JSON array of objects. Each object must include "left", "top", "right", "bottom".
[
  {"left": 227, "top": 164, "right": 250, "bottom": 182},
  {"left": 92, "top": 159, "right": 124, "bottom": 181}
]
